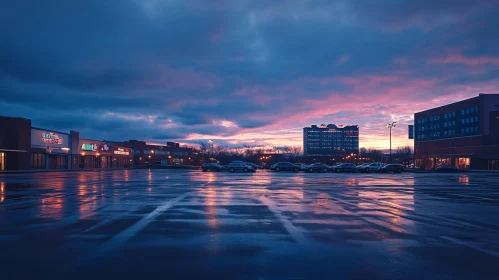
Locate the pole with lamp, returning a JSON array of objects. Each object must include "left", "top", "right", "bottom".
[
  {"left": 208, "top": 139, "right": 214, "bottom": 157},
  {"left": 386, "top": 121, "right": 397, "bottom": 164}
]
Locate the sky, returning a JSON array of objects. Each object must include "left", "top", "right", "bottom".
[{"left": 1, "top": 0, "right": 499, "bottom": 150}]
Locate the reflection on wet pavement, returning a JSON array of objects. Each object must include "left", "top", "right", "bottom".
[{"left": 0, "top": 170, "right": 498, "bottom": 279}]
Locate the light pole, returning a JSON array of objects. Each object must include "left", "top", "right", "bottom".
[
  {"left": 208, "top": 139, "right": 213, "bottom": 157},
  {"left": 386, "top": 121, "right": 397, "bottom": 164}
]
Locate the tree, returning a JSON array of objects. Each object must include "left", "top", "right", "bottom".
[
  {"left": 199, "top": 142, "right": 208, "bottom": 153},
  {"left": 395, "top": 146, "right": 413, "bottom": 165},
  {"left": 243, "top": 144, "right": 253, "bottom": 157},
  {"left": 364, "top": 148, "right": 383, "bottom": 162}
]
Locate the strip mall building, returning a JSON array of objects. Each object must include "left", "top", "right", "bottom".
[{"left": 0, "top": 115, "right": 198, "bottom": 171}]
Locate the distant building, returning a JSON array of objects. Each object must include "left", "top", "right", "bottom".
[
  {"left": 303, "top": 124, "right": 359, "bottom": 157},
  {"left": 414, "top": 93, "right": 499, "bottom": 170}
]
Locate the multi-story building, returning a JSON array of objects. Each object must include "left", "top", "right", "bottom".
[
  {"left": 414, "top": 93, "right": 499, "bottom": 170},
  {"left": 303, "top": 124, "right": 359, "bottom": 157}
]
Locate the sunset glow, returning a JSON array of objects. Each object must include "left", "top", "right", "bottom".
[{"left": 1, "top": 1, "right": 498, "bottom": 149}]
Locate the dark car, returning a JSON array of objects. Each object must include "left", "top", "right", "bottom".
[
  {"left": 202, "top": 163, "right": 223, "bottom": 172},
  {"left": 228, "top": 161, "right": 254, "bottom": 172},
  {"left": 381, "top": 164, "right": 404, "bottom": 173},
  {"left": 305, "top": 163, "right": 329, "bottom": 173},
  {"left": 435, "top": 164, "right": 460, "bottom": 173},
  {"left": 245, "top": 162, "right": 259, "bottom": 172},
  {"left": 332, "top": 163, "right": 358, "bottom": 173},
  {"left": 271, "top": 162, "right": 300, "bottom": 172}
]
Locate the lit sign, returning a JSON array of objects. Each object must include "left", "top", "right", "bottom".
[
  {"left": 42, "top": 133, "right": 63, "bottom": 145},
  {"left": 114, "top": 148, "right": 130, "bottom": 156},
  {"left": 345, "top": 131, "right": 358, "bottom": 136},
  {"left": 101, "top": 143, "right": 109, "bottom": 151},
  {"left": 81, "top": 143, "right": 97, "bottom": 151}
]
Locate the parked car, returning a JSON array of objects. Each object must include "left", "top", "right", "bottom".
[
  {"left": 245, "top": 162, "right": 259, "bottom": 171},
  {"left": 356, "top": 163, "right": 371, "bottom": 172},
  {"left": 271, "top": 162, "right": 300, "bottom": 172},
  {"left": 332, "top": 163, "right": 358, "bottom": 173},
  {"left": 202, "top": 163, "right": 223, "bottom": 172},
  {"left": 301, "top": 164, "right": 311, "bottom": 171},
  {"left": 435, "top": 164, "right": 460, "bottom": 173},
  {"left": 228, "top": 161, "right": 254, "bottom": 172},
  {"left": 305, "top": 163, "right": 330, "bottom": 173},
  {"left": 364, "top": 162, "right": 384, "bottom": 172},
  {"left": 381, "top": 164, "right": 404, "bottom": 173}
]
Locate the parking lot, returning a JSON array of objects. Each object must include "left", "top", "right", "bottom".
[{"left": 1, "top": 170, "right": 498, "bottom": 279}]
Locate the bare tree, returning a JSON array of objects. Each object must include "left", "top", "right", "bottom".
[
  {"left": 365, "top": 148, "right": 383, "bottom": 162},
  {"left": 243, "top": 144, "right": 253, "bottom": 157},
  {"left": 395, "top": 146, "right": 413, "bottom": 165},
  {"left": 291, "top": 146, "right": 302, "bottom": 155}
]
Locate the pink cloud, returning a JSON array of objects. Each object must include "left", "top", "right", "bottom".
[{"left": 429, "top": 54, "right": 499, "bottom": 66}]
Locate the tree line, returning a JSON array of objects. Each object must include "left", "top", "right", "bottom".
[{"left": 198, "top": 141, "right": 413, "bottom": 166}]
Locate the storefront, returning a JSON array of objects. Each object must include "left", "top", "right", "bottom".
[
  {"left": 0, "top": 152, "right": 4, "bottom": 171},
  {"left": 0, "top": 116, "right": 31, "bottom": 171},
  {"left": 74, "top": 139, "right": 132, "bottom": 169},
  {"left": 31, "top": 128, "right": 70, "bottom": 170},
  {"left": 112, "top": 147, "right": 133, "bottom": 168}
]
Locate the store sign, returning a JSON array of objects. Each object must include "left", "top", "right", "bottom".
[
  {"left": 114, "top": 148, "right": 130, "bottom": 156},
  {"left": 41, "top": 132, "right": 63, "bottom": 145},
  {"left": 81, "top": 143, "right": 98, "bottom": 151},
  {"left": 31, "top": 129, "right": 69, "bottom": 149},
  {"left": 100, "top": 143, "right": 109, "bottom": 151}
]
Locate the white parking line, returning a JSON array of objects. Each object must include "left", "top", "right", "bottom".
[
  {"left": 258, "top": 195, "right": 309, "bottom": 246},
  {"left": 78, "top": 192, "right": 191, "bottom": 265}
]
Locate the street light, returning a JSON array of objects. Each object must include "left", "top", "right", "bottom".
[
  {"left": 208, "top": 139, "right": 214, "bottom": 156},
  {"left": 386, "top": 121, "right": 397, "bottom": 164}
]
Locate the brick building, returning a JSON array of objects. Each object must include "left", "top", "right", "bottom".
[{"left": 414, "top": 94, "right": 499, "bottom": 170}]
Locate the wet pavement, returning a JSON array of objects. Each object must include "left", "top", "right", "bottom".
[{"left": 0, "top": 170, "right": 498, "bottom": 279}]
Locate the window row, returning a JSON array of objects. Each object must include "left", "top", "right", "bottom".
[{"left": 461, "top": 117, "right": 479, "bottom": 124}]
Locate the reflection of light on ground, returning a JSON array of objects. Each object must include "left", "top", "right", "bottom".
[
  {"left": 205, "top": 187, "right": 219, "bottom": 228},
  {"left": 458, "top": 175, "right": 469, "bottom": 185},
  {"left": 292, "top": 176, "right": 305, "bottom": 184},
  {"left": 359, "top": 178, "right": 415, "bottom": 186},
  {"left": 315, "top": 193, "right": 329, "bottom": 207},
  {"left": 0, "top": 182, "right": 4, "bottom": 203},
  {"left": 345, "top": 177, "right": 358, "bottom": 186},
  {"left": 78, "top": 185, "right": 87, "bottom": 196},
  {"left": 77, "top": 173, "right": 87, "bottom": 183},
  {"left": 40, "top": 197, "right": 64, "bottom": 219},
  {"left": 275, "top": 189, "right": 304, "bottom": 200},
  {"left": 124, "top": 170, "right": 129, "bottom": 181},
  {"left": 357, "top": 187, "right": 415, "bottom": 233},
  {"left": 207, "top": 172, "right": 216, "bottom": 183}
]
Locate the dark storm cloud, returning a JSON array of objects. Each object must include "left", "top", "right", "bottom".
[{"left": 0, "top": 0, "right": 498, "bottom": 148}]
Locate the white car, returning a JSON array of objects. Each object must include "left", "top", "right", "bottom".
[{"left": 364, "top": 162, "right": 383, "bottom": 172}]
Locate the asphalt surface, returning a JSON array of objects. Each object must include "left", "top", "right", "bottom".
[{"left": 0, "top": 170, "right": 498, "bottom": 279}]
